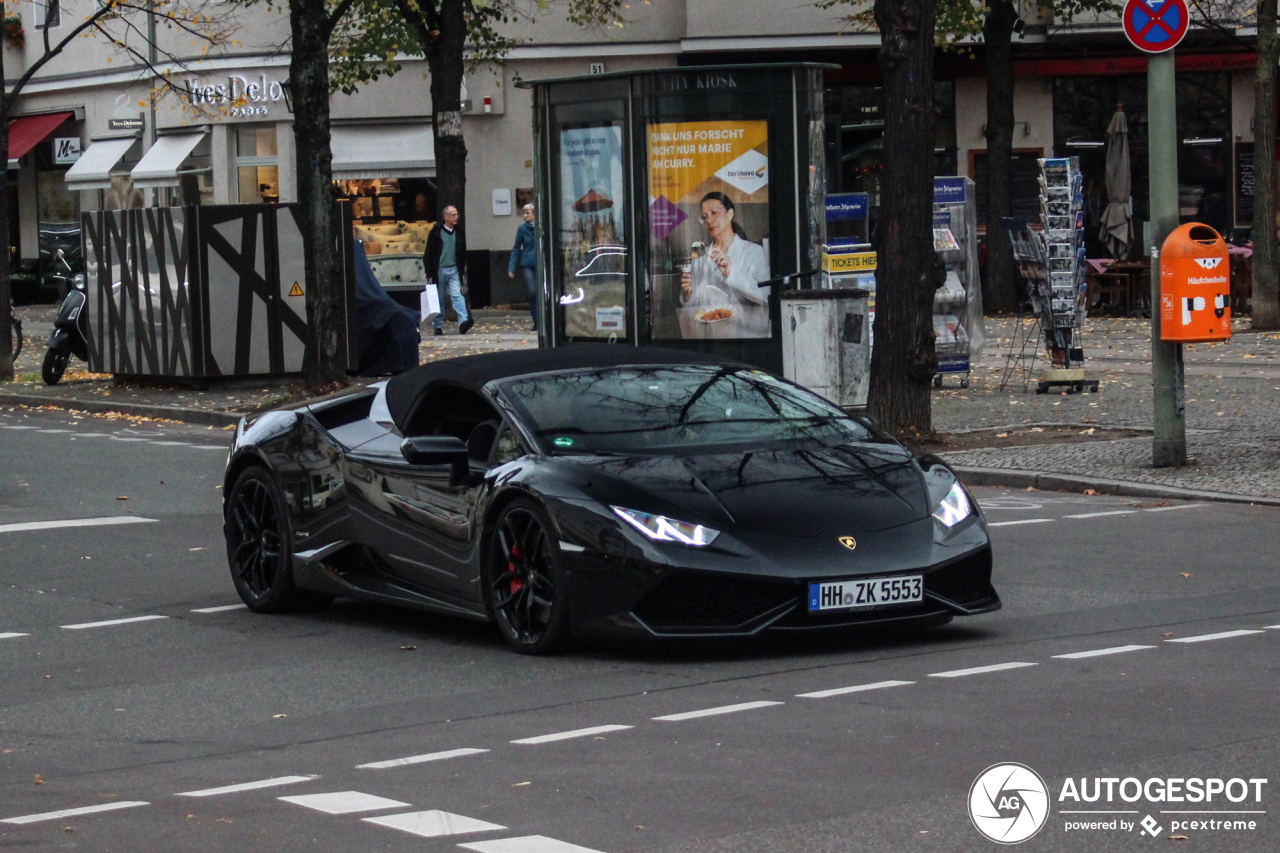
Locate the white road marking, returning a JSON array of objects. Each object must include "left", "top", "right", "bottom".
[
  {"left": 0, "top": 632, "right": 29, "bottom": 640},
  {"left": 1143, "top": 504, "right": 1206, "bottom": 512},
  {"left": 278, "top": 791, "right": 410, "bottom": 814},
  {"left": 797, "top": 680, "right": 915, "bottom": 698},
  {"left": 0, "top": 425, "right": 38, "bottom": 430},
  {"left": 37, "top": 429, "right": 73, "bottom": 434},
  {"left": 1054, "top": 645, "right": 1156, "bottom": 659},
  {"left": 0, "top": 516, "right": 157, "bottom": 534},
  {"left": 1266, "top": 624, "right": 1280, "bottom": 630},
  {"left": 150, "top": 441, "right": 192, "bottom": 446},
  {"left": 1, "top": 801, "right": 149, "bottom": 824},
  {"left": 192, "top": 446, "right": 227, "bottom": 451},
  {"left": 74, "top": 433, "right": 111, "bottom": 438},
  {"left": 653, "top": 700, "right": 784, "bottom": 722},
  {"left": 928, "top": 662, "right": 1038, "bottom": 678},
  {"left": 512, "top": 725, "right": 633, "bottom": 745},
  {"left": 191, "top": 604, "right": 248, "bottom": 614},
  {"left": 1166, "top": 629, "right": 1265, "bottom": 644},
  {"left": 175, "top": 776, "right": 317, "bottom": 797},
  {"left": 359, "top": 747, "right": 489, "bottom": 769},
  {"left": 363, "top": 810, "right": 505, "bottom": 837},
  {"left": 110, "top": 437, "right": 149, "bottom": 442},
  {"left": 1064, "top": 510, "right": 1134, "bottom": 519},
  {"left": 987, "top": 518, "right": 1053, "bottom": 527},
  {"left": 459, "top": 837, "right": 607, "bottom": 853},
  {"left": 62, "top": 615, "right": 169, "bottom": 630}
]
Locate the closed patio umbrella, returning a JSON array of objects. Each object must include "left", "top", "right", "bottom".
[{"left": 1099, "top": 107, "right": 1132, "bottom": 259}]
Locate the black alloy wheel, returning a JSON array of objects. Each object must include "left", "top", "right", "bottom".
[
  {"left": 224, "top": 466, "right": 331, "bottom": 613},
  {"left": 486, "top": 498, "right": 569, "bottom": 654},
  {"left": 42, "top": 347, "right": 68, "bottom": 385}
]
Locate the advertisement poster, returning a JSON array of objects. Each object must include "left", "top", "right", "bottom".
[
  {"left": 558, "top": 124, "right": 626, "bottom": 339},
  {"left": 647, "top": 120, "right": 771, "bottom": 340}
]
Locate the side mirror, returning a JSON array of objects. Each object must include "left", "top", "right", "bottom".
[{"left": 400, "top": 436, "right": 469, "bottom": 466}]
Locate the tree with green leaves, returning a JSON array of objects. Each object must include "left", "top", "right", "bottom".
[{"left": 0, "top": 0, "right": 235, "bottom": 382}]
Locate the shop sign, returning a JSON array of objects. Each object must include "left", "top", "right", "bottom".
[
  {"left": 934, "top": 177, "right": 967, "bottom": 204},
  {"left": 183, "top": 72, "right": 287, "bottom": 118},
  {"left": 53, "top": 137, "right": 82, "bottom": 164},
  {"left": 823, "top": 251, "right": 877, "bottom": 273},
  {"left": 108, "top": 117, "right": 144, "bottom": 131},
  {"left": 826, "top": 192, "right": 869, "bottom": 221}
]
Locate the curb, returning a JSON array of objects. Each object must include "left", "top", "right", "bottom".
[
  {"left": 953, "top": 465, "right": 1280, "bottom": 507},
  {"left": 0, "top": 393, "right": 245, "bottom": 427}
]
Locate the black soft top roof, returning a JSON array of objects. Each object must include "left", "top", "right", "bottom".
[{"left": 385, "top": 346, "right": 748, "bottom": 430}]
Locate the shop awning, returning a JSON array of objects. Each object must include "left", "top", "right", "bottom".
[
  {"left": 331, "top": 124, "right": 435, "bottom": 179},
  {"left": 63, "top": 137, "right": 138, "bottom": 190},
  {"left": 130, "top": 132, "right": 206, "bottom": 188},
  {"left": 7, "top": 111, "right": 74, "bottom": 168}
]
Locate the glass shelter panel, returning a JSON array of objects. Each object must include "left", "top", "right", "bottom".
[{"left": 552, "top": 112, "right": 629, "bottom": 341}]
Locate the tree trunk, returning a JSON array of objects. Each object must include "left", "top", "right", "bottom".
[
  {"left": 982, "top": 0, "right": 1018, "bottom": 312},
  {"left": 1254, "top": 0, "right": 1280, "bottom": 330},
  {"left": 868, "top": 0, "right": 940, "bottom": 436},
  {"left": 290, "top": 0, "right": 347, "bottom": 388},
  {"left": 428, "top": 0, "right": 468, "bottom": 223},
  {"left": 0, "top": 41, "right": 13, "bottom": 382}
]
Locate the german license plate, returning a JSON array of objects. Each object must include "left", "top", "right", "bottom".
[{"left": 808, "top": 575, "right": 923, "bottom": 612}]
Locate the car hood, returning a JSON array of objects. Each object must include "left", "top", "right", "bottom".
[{"left": 562, "top": 440, "right": 930, "bottom": 535}]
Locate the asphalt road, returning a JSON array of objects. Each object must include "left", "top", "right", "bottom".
[{"left": 2, "top": 405, "right": 1278, "bottom": 852}]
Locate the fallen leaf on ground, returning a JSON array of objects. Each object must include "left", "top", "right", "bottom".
[
  {"left": 116, "top": 496, "right": 128, "bottom": 500},
  {"left": 1084, "top": 489, "right": 1097, "bottom": 496},
  {"left": 399, "top": 645, "right": 417, "bottom": 651},
  {"left": 33, "top": 775, "right": 42, "bottom": 785},
  {"left": 1180, "top": 573, "right": 1192, "bottom": 578},
  {"left": 272, "top": 714, "right": 287, "bottom": 719},
  {"left": 513, "top": 781, "right": 531, "bottom": 786}
]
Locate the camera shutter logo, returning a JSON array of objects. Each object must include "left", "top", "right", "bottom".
[{"left": 969, "top": 763, "right": 1050, "bottom": 844}]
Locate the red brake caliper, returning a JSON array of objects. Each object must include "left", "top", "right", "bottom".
[{"left": 508, "top": 544, "right": 525, "bottom": 594}]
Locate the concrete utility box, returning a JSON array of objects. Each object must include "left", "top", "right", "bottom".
[
  {"left": 781, "top": 289, "right": 869, "bottom": 407},
  {"left": 1159, "top": 223, "right": 1231, "bottom": 343}
]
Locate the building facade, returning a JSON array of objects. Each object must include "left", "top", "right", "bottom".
[{"left": 4, "top": 0, "right": 1265, "bottom": 304}]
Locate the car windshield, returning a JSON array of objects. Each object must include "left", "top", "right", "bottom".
[{"left": 498, "top": 365, "right": 871, "bottom": 455}]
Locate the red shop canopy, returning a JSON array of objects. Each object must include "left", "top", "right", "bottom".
[{"left": 7, "top": 111, "right": 73, "bottom": 162}]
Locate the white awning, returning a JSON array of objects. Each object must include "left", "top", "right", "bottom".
[
  {"left": 130, "top": 132, "right": 206, "bottom": 188},
  {"left": 63, "top": 137, "right": 138, "bottom": 190},
  {"left": 331, "top": 124, "right": 435, "bottom": 179}
]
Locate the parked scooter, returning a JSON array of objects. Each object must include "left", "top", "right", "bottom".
[{"left": 43, "top": 272, "right": 88, "bottom": 385}]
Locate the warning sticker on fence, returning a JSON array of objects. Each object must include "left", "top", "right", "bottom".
[{"left": 288, "top": 282, "right": 304, "bottom": 297}]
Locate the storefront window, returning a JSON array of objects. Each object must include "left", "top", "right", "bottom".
[
  {"left": 236, "top": 125, "right": 279, "bottom": 203},
  {"left": 34, "top": 136, "right": 82, "bottom": 284},
  {"left": 1054, "top": 73, "right": 1231, "bottom": 254}
]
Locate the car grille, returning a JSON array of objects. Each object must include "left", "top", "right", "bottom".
[
  {"left": 632, "top": 573, "right": 796, "bottom": 632},
  {"left": 924, "top": 548, "right": 995, "bottom": 608}
]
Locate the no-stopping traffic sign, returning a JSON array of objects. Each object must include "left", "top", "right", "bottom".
[{"left": 1123, "top": 0, "right": 1189, "bottom": 53}]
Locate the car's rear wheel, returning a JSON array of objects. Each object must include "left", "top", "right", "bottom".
[
  {"left": 486, "top": 498, "right": 569, "bottom": 654},
  {"left": 224, "top": 465, "right": 331, "bottom": 613}
]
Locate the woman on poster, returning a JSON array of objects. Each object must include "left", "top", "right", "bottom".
[{"left": 680, "top": 192, "right": 770, "bottom": 312}]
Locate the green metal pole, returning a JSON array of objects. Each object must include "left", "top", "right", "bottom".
[{"left": 1148, "top": 51, "right": 1186, "bottom": 467}]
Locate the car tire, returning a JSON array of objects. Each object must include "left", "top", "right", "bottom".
[
  {"left": 485, "top": 497, "right": 570, "bottom": 655},
  {"left": 224, "top": 465, "right": 332, "bottom": 613},
  {"left": 42, "top": 347, "right": 69, "bottom": 385}
]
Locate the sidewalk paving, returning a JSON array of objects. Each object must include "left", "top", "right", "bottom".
[{"left": 4, "top": 306, "right": 1278, "bottom": 503}]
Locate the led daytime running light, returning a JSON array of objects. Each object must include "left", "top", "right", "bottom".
[
  {"left": 932, "top": 481, "right": 972, "bottom": 528},
  {"left": 611, "top": 506, "right": 720, "bottom": 546}
]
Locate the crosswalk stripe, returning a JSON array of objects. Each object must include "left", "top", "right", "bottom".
[
  {"left": 0, "top": 516, "right": 157, "bottom": 534},
  {"left": 1, "top": 801, "right": 149, "bottom": 824},
  {"left": 358, "top": 747, "right": 488, "bottom": 769},
  {"left": 176, "top": 776, "right": 317, "bottom": 797}
]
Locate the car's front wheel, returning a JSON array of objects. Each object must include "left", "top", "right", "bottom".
[
  {"left": 485, "top": 498, "right": 569, "bottom": 654},
  {"left": 224, "top": 465, "right": 332, "bottom": 613}
]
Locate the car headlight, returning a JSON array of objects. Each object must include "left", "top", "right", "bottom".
[
  {"left": 932, "top": 480, "right": 973, "bottom": 528},
  {"left": 611, "top": 506, "right": 720, "bottom": 546}
]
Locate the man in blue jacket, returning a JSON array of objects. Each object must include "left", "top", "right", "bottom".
[
  {"left": 424, "top": 205, "right": 472, "bottom": 335},
  {"left": 508, "top": 203, "right": 538, "bottom": 331}
]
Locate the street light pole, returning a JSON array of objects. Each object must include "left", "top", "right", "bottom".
[{"left": 1147, "top": 50, "right": 1186, "bottom": 466}]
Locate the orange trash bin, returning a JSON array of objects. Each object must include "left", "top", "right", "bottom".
[{"left": 1159, "top": 223, "right": 1231, "bottom": 343}]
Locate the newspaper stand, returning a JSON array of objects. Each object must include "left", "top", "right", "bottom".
[{"left": 931, "top": 177, "right": 984, "bottom": 388}]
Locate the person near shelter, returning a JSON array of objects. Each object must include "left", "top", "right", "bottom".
[
  {"left": 508, "top": 203, "right": 539, "bottom": 331},
  {"left": 424, "top": 204, "right": 472, "bottom": 335}
]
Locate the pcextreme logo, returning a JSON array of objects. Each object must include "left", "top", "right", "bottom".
[{"left": 969, "top": 763, "right": 1268, "bottom": 843}]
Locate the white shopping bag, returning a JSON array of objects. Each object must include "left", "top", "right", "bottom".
[{"left": 420, "top": 284, "right": 441, "bottom": 323}]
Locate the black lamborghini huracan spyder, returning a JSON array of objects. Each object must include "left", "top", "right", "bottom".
[{"left": 222, "top": 347, "right": 998, "bottom": 654}]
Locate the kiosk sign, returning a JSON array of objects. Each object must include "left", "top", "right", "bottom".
[{"left": 1123, "top": 0, "right": 1188, "bottom": 53}]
